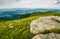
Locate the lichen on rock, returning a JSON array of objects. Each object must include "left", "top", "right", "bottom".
[
  {"left": 32, "top": 33, "right": 60, "bottom": 39},
  {"left": 30, "top": 16, "right": 60, "bottom": 34}
]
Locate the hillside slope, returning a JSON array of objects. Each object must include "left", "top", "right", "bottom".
[{"left": 0, "top": 12, "right": 60, "bottom": 39}]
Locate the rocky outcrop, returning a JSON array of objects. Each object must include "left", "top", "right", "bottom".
[
  {"left": 32, "top": 33, "right": 60, "bottom": 39},
  {"left": 30, "top": 16, "right": 60, "bottom": 34}
]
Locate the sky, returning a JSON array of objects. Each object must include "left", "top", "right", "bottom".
[{"left": 0, "top": 0, "right": 60, "bottom": 9}]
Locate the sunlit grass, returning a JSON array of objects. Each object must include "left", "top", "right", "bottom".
[{"left": 0, "top": 15, "right": 40, "bottom": 39}]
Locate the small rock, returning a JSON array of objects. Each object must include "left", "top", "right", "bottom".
[{"left": 9, "top": 23, "right": 14, "bottom": 29}]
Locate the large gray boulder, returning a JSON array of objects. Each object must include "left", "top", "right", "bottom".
[
  {"left": 32, "top": 33, "right": 60, "bottom": 39},
  {"left": 30, "top": 16, "right": 60, "bottom": 34}
]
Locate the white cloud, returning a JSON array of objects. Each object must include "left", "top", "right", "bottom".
[{"left": 0, "top": 0, "right": 60, "bottom": 9}]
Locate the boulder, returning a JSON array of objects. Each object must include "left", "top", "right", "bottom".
[
  {"left": 32, "top": 33, "right": 60, "bottom": 39},
  {"left": 30, "top": 16, "right": 60, "bottom": 34}
]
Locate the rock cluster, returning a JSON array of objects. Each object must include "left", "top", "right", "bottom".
[
  {"left": 32, "top": 33, "right": 60, "bottom": 39},
  {"left": 30, "top": 16, "right": 60, "bottom": 34}
]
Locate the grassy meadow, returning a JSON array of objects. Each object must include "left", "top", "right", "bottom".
[{"left": 0, "top": 12, "right": 60, "bottom": 39}]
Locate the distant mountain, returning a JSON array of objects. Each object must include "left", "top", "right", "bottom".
[
  {"left": 0, "top": 14, "right": 30, "bottom": 20},
  {"left": 0, "top": 8, "right": 60, "bottom": 20}
]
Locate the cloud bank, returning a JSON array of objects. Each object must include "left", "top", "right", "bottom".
[{"left": 0, "top": 0, "right": 60, "bottom": 9}]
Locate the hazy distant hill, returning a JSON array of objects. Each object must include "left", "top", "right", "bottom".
[{"left": 0, "top": 8, "right": 60, "bottom": 20}]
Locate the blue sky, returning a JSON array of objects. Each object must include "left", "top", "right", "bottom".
[{"left": 0, "top": 0, "right": 60, "bottom": 9}]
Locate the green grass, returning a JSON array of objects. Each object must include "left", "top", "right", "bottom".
[
  {"left": 0, "top": 12, "right": 60, "bottom": 39},
  {"left": 0, "top": 15, "right": 40, "bottom": 39}
]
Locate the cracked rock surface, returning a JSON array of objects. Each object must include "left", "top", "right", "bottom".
[
  {"left": 32, "top": 33, "right": 60, "bottom": 39},
  {"left": 30, "top": 16, "right": 60, "bottom": 34}
]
